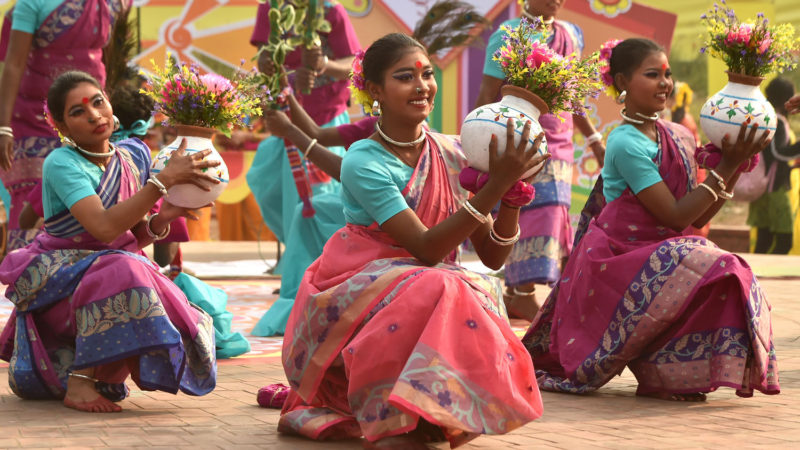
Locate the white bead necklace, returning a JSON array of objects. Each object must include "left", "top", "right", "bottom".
[{"left": 376, "top": 122, "right": 426, "bottom": 147}]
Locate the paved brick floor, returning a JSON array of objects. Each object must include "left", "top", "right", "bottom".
[{"left": 1, "top": 248, "right": 798, "bottom": 448}]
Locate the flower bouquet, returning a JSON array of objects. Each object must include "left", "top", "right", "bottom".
[
  {"left": 698, "top": 1, "right": 800, "bottom": 147},
  {"left": 141, "top": 58, "right": 266, "bottom": 208},
  {"left": 460, "top": 17, "right": 603, "bottom": 179}
]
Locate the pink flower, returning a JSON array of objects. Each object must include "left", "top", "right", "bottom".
[
  {"left": 759, "top": 37, "right": 772, "bottom": 54},
  {"left": 725, "top": 23, "right": 753, "bottom": 45},
  {"left": 200, "top": 73, "right": 234, "bottom": 94},
  {"left": 525, "top": 42, "right": 556, "bottom": 69}
]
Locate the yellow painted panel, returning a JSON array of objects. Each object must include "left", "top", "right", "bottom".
[{"left": 440, "top": 61, "right": 460, "bottom": 135}]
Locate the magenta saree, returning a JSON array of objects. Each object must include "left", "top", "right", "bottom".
[
  {"left": 278, "top": 134, "right": 542, "bottom": 446},
  {"left": 0, "top": 140, "right": 216, "bottom": 400},
  {"left": 522, "top": 121, "right": 779, "bottom": 397},
  {"left": 0, "top": 0, "right": 127, "bottom": 250}
]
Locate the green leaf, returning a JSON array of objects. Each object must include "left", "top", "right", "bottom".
[{"left": 727, "top": 109, "right": 737, "bottom": 119}]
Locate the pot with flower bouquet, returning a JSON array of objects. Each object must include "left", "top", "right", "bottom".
[
  {"left": 698, "top": 2, "right": 800, "bottom": 148},
  {"left": 460, "top": 17, "right": 604, "bottom": 179},
  {"left": 142, "top": 58, "right": 265, "bottom": 208}
]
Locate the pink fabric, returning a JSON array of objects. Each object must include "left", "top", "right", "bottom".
[
  {"left": 523, "top": 121, "right": 779, "bottom": 397},
  {"left": 251, "top": 3, "right": 360, "bottom": 125},
  {"left": 258, "top": 383, "right": 291, "bottom": 408},
  {"left": 24, "top": 180, "right": 44, "bottom": 218},
  {"left": 458, "top": 167, "right": 535, "bottom": 207},
  {"left": 337, "top": 116, "right": 378, "bottom": 148},
  {"left": 277, "top": 134, "right": 542, "bottom": 445},
  {"left": 695, "top": 144, "right": 761, "bottom": 173}
]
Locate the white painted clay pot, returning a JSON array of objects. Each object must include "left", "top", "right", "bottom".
[
  {"left": 460, "top": 85, "right": 549, "bottom": 179},
  {"left": 150, "top": 125, "right": 229, "bottom": 208},
  {"left": 699, "top": 72, "right": 777, "bottom": 148}
]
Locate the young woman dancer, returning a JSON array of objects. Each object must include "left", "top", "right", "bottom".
[
  {"left": 277, "top": 33, "right": 548, "bottom": 447},
  {"left": 522, "top": 38, "right": 779, "bottom": 401}
]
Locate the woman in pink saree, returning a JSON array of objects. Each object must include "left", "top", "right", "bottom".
[
  {"left": 0, "top": 71, "right": 219, "bottom": 412},
  {"left": 0, "top": 0, "right": 128, "bottom": 251},
  {"left": 278, "top": 34, "right": 546, "bottom": 447},
  {"left": 523, "top": 39, "right": 779, "bottom": 401}
]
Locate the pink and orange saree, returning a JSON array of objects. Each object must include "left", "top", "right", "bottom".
[{"left": 278, "top": 134, "right": 542, "bottom": 446}]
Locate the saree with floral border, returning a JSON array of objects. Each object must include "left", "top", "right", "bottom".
[
  {"left": 278, "top": 133, "right": 542, "bottom": 447},
  {"left": 522, "top": 120, "right": 779, "bottom": 397}
]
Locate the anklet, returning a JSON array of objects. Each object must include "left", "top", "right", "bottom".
[{"left": 68, "top": 372, "right": 99, "bottom": 383}]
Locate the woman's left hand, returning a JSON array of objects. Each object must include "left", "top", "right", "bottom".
[{"left": 159, "top": 201, "right": 212, "bottom": 222}]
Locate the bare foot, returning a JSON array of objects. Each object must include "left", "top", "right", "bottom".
[
  {"left": 637, "top": 391, "right": 707, "bottom": 402},
  {"left": 64, "top": 372, "right": 122, "bottom": 413}
]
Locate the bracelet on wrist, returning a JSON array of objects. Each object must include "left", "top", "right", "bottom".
[
  {"left": 585, "top": 132, "right": 603, "bottom": 146},
  {"left": 697, "top": 182, "right": 719, "bottom": 202},
  {"left": 303, "top": 138, "right": 318, "bottom": 158},
  {"left": 717, "top": 189, "right": 734, "bottom": 200},
  {"left": 146, "top": 213, "right": 170, "bottom": 240},
  {"left": 462, "top": 199, "right": 489, "bottom": 224},
  {"left": 147, "top": 176, "right": 168, "bottom": 196},
  {"left": 489, "top": 224, "right": 520, "bottom": 246},
  {"left": 706, "top": 168, "right": 727, "bottom": 191}
]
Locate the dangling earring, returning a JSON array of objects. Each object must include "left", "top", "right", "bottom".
[
  {"left": 371, "top": 100, "right": 381, "bottom": 116},
  {"left": 62, "top": 135, "right": 77, "bottom": 147},
  {"left": 616, "top": 90, "right": 627, "bottom": 105},
  {"left": 113, "top": 115, "right": 120, "bottom": 131}
]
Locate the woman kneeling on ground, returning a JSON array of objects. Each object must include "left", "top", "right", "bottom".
[
  {"left": 0, "top": 71, "right": 219, "bottom": 412},
  {"left": 523, "top": 38, "right": 779, "bottom": 401},
  {"left": 277, "top": 33, "right": 548, "bottom": 447}
]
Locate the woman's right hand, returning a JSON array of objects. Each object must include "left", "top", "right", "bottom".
[
  {"left": 719, "top": 122, "right": 771, "bottom": 169},
  {"left": 157, "top": 138, "right": 221, "bottom": 191},
  {"left": 487, "top": 119, "right": 549, "bottom": 190},
  {"left": 0, "top": 134, "right": 14, "bottom": 171},
  {"left": 264, "top": 109, "right": 292, "bottom": 138},
  {"left": 785, "top": 94, "right": 800, "bottom": 115}
]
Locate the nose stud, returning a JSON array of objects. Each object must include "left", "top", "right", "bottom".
[{"left": 416, "top": 87, "right": 422, "bottom": 94}]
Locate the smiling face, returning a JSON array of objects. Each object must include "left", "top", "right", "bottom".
[
  {"left": 56, "top": 82, "right": 114, "bottom": 147},
  {"left": 367, "top": 48, "right": 437, "bottom": 125},
  {"left": 617, "top": 51, "right": 673, "bottom": 116},
  {"left": 525, "top": 0, "right": 565, "bottom": 19}
]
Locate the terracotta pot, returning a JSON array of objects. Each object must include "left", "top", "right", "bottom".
[
  {"left": 460, "top": 85, "right": 549, "bottom": 179},
  {"left": 150, "top": 125, "right": 229, "bottom": 208},
  {"left": 699, "top": 71, "right": 777, "bottom": 148}
]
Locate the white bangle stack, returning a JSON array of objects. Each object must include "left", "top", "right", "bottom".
[
  {"left": 146, "top": 213, "right": 170, "bottom": 240},
  {"left": 0, "top": 126, "right": 13, "bottom": 139},
  {"left": 490, "top": 224, "right": 520, "bottom": 246},
  {"left": 462, "top": 200, "right": 489, "bottom": 224},
  {"left": 147, "top": 175, "right": 168, "bottom": 196},
  {"left": 706, "top": 168, "right": 727, "bottom": 191},
  {"left": 585, "top": 132, "right": 603, "bottom": 146},
  {"left": 697, "top": 182, "right": 719, "bottom": 202},
  {"left": 303, "top": 138, "right": 318, "bottom": 158}
]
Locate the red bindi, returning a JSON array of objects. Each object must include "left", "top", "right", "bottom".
[
  {"left": 415, "top": 61, "right": 423, "bottom": 69},
  {"left": 82, "top": 97, "right": 90, "bottom": 104}
]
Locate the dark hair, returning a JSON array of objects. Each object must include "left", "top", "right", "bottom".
[
  {"left": 363, "top": 33, "right": 427, "bottom": 85},
  {"left": 46, "top": 70, "right": 102, "bottom": 122},
  {"left": 109, "top": 84, "right": 154, "bottom": 133},
  {"left": 765, "top": 77, "right": 795, "bottom": 113},
  {"left": 609, "top": 38, "right": 665, "bottom": 92}
]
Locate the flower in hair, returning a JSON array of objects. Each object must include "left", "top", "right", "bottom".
[
  {"left": 598, "top": 38, "right": 622, "bottom": 97},
  {"left": 349, "top": 50, "right": 377, "bottom": 115},
  {"left": 42, "top": 101, "right": 66, "bottom": 141}
]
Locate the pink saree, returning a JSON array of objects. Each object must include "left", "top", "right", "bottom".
[
  {"left": 522, "top": 121, "right": 779, "bottom": 397},
  {"left": 279, "top": 133, "right": 542, "bottom": 446}
]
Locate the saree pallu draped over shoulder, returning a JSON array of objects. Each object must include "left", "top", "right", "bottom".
[
  {"left": 0, "top": 141, "right": 216, "bottom": 400},
  {"left": 279, "top": 133, "right": 543, "bottom": 447},
  {"left": 522, "top": 121, "right": 779, "bottom": 398}
]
